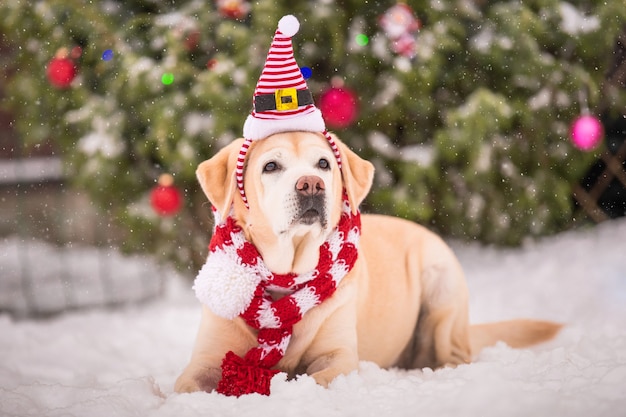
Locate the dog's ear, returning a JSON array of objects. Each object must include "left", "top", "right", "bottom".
[
  {"left": 196, "top": 139, "right": 244, "bottom": 217},
  {"left": 334, "top": 134, "right": 375, "bottom": 214}
]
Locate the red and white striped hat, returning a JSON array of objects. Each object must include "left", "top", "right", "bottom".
[{"left": 236, "top": 15, "right": 342, "bottom": 207}]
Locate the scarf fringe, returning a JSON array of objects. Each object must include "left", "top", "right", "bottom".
[{"left": 217, "top": 351, "right": 279, "bottom": 397}]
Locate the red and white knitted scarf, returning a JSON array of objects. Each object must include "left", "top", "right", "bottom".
[{"left": 193, "top": 195, "right": 361, "bottom": 396}]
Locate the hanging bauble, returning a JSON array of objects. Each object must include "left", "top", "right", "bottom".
[
  {"left": 206, "top": 58, "right": 218, "bottom": 70},
  {"left": 379, "top": 3, "right": 421, "bottom": 59},
  {"left": 150, "top": 174, "right": 183, "bottom": 216},
  {"left": 216, "top": 0, "right": 250, "bottom": 20},
  {"left": 319, "top": 85, "right": 358, "bottom": 129},
  {"left": 70, "top": 46, "right": 83, "bottom": 59},
  {"left": 184, "top": 30, "right": 201, "bottom": 51},
  {"left": 379, "top": 3, "right": 421, "bottom": 40},
  {"left": 391, "top": 32, "right": 418, "bottom": 59},
  {"left": 46, "top": 49, "right": 77, "bottom": 89},
  {"left": 570, "top": 114, "right": 604, "bottom": 151}
]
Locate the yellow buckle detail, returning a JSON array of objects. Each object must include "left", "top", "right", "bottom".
[{"left": 275, "top": 88, "right": 298, "bottom": 111}]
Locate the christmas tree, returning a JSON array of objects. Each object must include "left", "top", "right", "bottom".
[{"left": 2, "top": 1, "right": 625, "bottom": 270}]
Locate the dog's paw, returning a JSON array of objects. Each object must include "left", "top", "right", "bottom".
[
  {"left": 309, "top": 364, "right": 358, "bottom": 388},
  {"left": 307, "top": 350, "right": 359, "bottom": 387},
  {"left": 310, "top": 367, "right": 347, "bottom": 388},
  {"left": 174, "top": 376, "right": 202, "bottom": 394},
  {"left": 174, "top": 367, "right": 221, "bottom": 394}
]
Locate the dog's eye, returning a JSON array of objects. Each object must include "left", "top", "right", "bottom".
[
  {"left": 318, "top": 158, "right": 330, "bottom": 170},
  {"left": 263, "top": 161, "right": 280, "bottom": 173}
]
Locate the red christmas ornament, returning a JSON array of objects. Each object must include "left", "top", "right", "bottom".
[
  {"left": 150, "top": 174, "right": 183, "bottom": 216},
  {"left": 46, "top": 54, "right": 77, "bottom": 89},
  {"left": 319, "top": 85, "right": 358, "bottom": 129},
  {"left": 206, "top": 58, "right": 218, "bottom": 70},
  {"left": 184, "top": 30, "right": 201, "bottom": 51},
  {"left": 216, "top": 0, "right": 250, "bottom": 20},
  {"left": 70, "top": 46, "right": 83, "bottom": 59}
]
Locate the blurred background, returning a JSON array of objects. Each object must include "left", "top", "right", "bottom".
[{"left": 1, "top": 0, "right": 625, "bottom": 317}]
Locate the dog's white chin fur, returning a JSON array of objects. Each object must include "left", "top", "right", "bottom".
[
  {"left": 260, "top": 221, "right": 329, "bottom": 275},
  {"left": 257, "top": 185, "right": 335, "bottom": 274}
]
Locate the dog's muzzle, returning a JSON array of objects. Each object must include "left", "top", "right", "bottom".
[{"left": 294, "top": 176, "right": 326, "bottom": 226}]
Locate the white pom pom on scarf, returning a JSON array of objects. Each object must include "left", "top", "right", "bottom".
[{"left": 193, "top": 250, "right": 261, "bottom": 320}]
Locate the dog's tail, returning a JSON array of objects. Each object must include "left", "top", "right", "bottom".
[{"left": 469, "top": 319, "right": 562, "bottom": 355}]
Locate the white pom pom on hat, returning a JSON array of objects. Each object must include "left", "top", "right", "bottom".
[{"left": 278, "top": 14, "right": 300, "bottom": 37}]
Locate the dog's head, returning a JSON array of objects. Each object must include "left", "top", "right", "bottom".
[{"left": 197, "top": 131, "right": 374, "bottom": 274}]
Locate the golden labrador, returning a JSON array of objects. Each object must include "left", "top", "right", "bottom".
[{"left": 175, "top": 131, "right": 560, "bottom": 393}]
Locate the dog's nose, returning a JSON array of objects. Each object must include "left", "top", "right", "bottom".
[{"left": 295, "top": 175, "right": 325, "bottom": 196}]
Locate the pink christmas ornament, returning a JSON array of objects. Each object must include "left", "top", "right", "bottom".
[{"left": 570, "top": 115, "right": 604, "bottom": 151}]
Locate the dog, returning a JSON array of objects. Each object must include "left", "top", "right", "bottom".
[{"left": 175, "top": 131, "right": 561, "bottom": 394}]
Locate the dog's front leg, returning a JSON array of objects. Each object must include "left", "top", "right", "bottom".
[
  {"left": 175, "top": 362, "right": 222, "bottom": 393},
  {"left": 175, "top": 306, "right": 258, "bottom": 393},
  {"left": 301, "top": 298, "right": 360, "bottom": 387}
]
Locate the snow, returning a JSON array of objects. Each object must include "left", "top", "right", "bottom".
[
  {"left": 470, "top": 25, "right": 513, "bottom": 54},
  {"left": 367, "top": 131, "right": 435, "bottom": 167},
  {"left": 528, "top": 87, "right": 552, "bottom": 110},
  {"left": 183, "top": 112, "right": 214, "bottom": 137},
  {"left": 2, "top": 218, "right": 626, "bottom": 416},
  {"left": 559, "top": 2, "right": 600, "bottom": 36},
  {"left": 78, "top": 129, "right": 125, "bottom": 159}
]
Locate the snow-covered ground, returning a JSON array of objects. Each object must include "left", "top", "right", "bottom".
[{"left": 1, "top": 218, "right": 625, "bottom": 417}]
